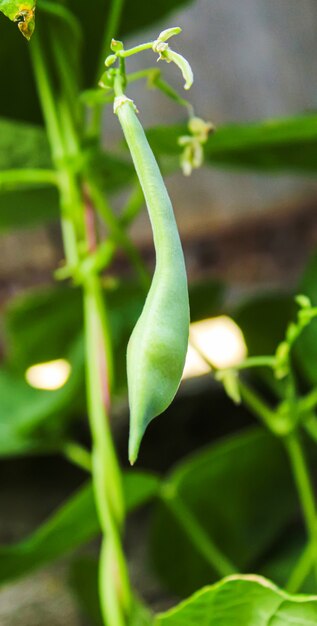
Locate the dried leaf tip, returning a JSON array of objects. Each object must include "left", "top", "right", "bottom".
[{"left": 14, "top": 7, "right": 36, "bottom": 40}]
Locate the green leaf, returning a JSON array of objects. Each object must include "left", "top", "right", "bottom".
[
  {"left": 0, "top": 186, "right": 59, "bottom": 230},
  {"left": 0, "top": 336, "right": 84, "bottom": 457},
  {"left": 151, "top": 428, "right": 298, "bottom": 597},
  {"left": 0, "top": 0, "right": 36, "bottom": 39},
  {"left": 147, "top": 115, "right": 317, "bottom": 174},
  {"left": 155, "top": 575, "right": 317, "bottom": 625},
  {"left": 0, "top": 118, "right": 50, "bottom": 169},
  {"left": 0, "top": 118, "right": 59, "bottom": 229},
  {"left": 189, "top": 279, "right": 225, "bottom": 323},
  {"left": 233, "top": 293, "right": 295, "bottom": 357},
  {"left": 85, "top": 145, "right": 135, "bottom": 193},
  {"left": 0, "top": 470, "right": 160, "bottom": 585},
  {"left": 4, "top": 285, "right": 83, "bottom": 370}
]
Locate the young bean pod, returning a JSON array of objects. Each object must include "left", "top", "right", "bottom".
[{"left": 114, "top": 93, "right": 190, "bottom": 464}]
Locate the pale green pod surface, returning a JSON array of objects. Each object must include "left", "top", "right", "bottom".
[{"left": 115, "top": 98, "right": 190, "bottom": 464}]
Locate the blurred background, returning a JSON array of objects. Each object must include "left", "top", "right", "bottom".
[{"left": 2, "top": 0, "right": 317, "bottom": 624}]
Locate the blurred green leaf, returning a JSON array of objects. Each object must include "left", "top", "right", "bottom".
[
  {"left": 189, "top": 280, "right": 225, "bottom": 323},
  {"left": 147, "top": 115, "right": 317, "bottom": 174},
  {"left": 0, "top": 186, "right": 59, "bottom": 230},
  {"left": 0, "top": 336, "right": 84, "bottom": 456},
  {"left": 85, "top": 146, "right": 135, "bottom": 193},
  {"left": 233, "top": 293, "right": 295, "bottom": 357},
  {"left": 0, "top": 118, "right": 57, "bottom": 229},
  {"left": 155, "top": 575, "right": 317, "bottom": 625},
  {"left": 0, "top": 470, "right": 160, "bottom": 585},
  {"left": 5, "top": 285, "right": 83, "bottom": 371},
  {"left": 151, "top": 428, "right": 298, "bottom": 597},
  {"left": 0, "top": 118, "right": 50, "bottom": 169}
]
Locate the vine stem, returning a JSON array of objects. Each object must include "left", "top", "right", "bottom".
[
  {"left": 284, "top": 432, "right": 317, "bottom": 587},
  {"left": 162, "top": 485, "right": 237, "bottom": 578},
  {"left": 0, "top": 169, "right": 59, "bottom": 190},
  {"left": 84, "top": 273, "right": 131, "bottom": 625},
  {"left": 286, "top": 540, "right": 313, "bottom": 593},
  {"left": 86, "top": 176, "right": 150, "bottom": 289},
  {"left": 30, "top": 27, "right": 132, "bottom": 626},
  {"left": 29, "top": 33, "right": 79, "bottom": 268},
  {"left": 98, "top": 0, "right": 124, "bottom": 78}
]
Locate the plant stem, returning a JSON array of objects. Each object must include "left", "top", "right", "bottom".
[
  {"left": 0, "top": 169, "right": 59, "bottom": 190},
  {"left": 120, "top": 181, "right": 144, "bottom": 228},
  {"left": 62, "top": 441, "right": 92, "bottom": 473},
  {"left": 98, "top": 0, "right": 124, "bottom": 78},
  {"left": 304, "top": 413, "right": 317, "bottom": 442},
  {"left": 232, "top": 356, "right": 276, "bottom": 371},
  {"left": 84, "top": 273, "right": 131, "bottom": 625},
  {"left": 162, "top": 485, "right": 237, "bottom": 578},
  {"left": 299, "top": 387, "right": 317, "bottom": 415},
  {"left": 286, "top": 541, "right": 313, "bottom": 593},
  {"left": 117, "top": 42, "right": 154, "bottom": 58},
  {"left": 86, "top": 177, "right": 150, "bottom": 288},
  {"left": 238, "top": 379, "right": 279, "bottom": 433},
  {"left": 284, "top": 432, "right": 317, "bottom": 586},
  {"left": 31, "top": 25, "right": 132, "bottom": 626},
  {"left": 30, "top": 33, "right": 79, "bottom": 268}
]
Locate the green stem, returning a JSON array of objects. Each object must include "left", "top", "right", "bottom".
[
  {"left": 30, "top": 33, "right": 79, "bottom": 268},
  {"left": 86, "top": 177, "right": 150, "bottom": 288},
  {"left": 238, "top": 379, "right": 279, "bottom": 433},
  {"left": 284, "top": 432, "right": 317, "bottom": 586},
  {"left": 92, "top": 0, "right": 124, "bottom": 137},
  {"left": 38, "top": 0, "right": 82, "bottom": 42},
  {"left": 98, "top": 0, "right": 124, "bottom": 78},
  {"left": 29, "top": 33, "right": 65, "bottom": 163},
  {"left": 299, "top": 387, "right": 317, "bottom": 415},
  {"left": 304, "top": 413, "right": 317, "bottom": 442},
  {"left": 84, "top": 274, "right": 131, "bottom": 625},
  {"left": 286, "top": 541, "right": 313, "bottom": 593},
  {"left": 119, "top": 181, "right": 144, "bottom": 228},
  {"left": 117, "top": 42, "right": 154, "bottom": 58},
  {"left": 162, "top": 485, "right": 237, "bottom": 578},
  {"left": 0, "top": 169, "right": 59, "bottom": 190},
  {"left": 231, "top": 356, "right": 276, "bottom": 371},
  {"left": 31, "top": 27, "right": 132, "bottom": 626},
  {"left": 62, "top": 441, "right": 92, "bottom": 473}
]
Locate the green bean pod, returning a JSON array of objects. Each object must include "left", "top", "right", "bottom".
[{"left": 115, "top": 96, "right": 190, "bottom": 464}]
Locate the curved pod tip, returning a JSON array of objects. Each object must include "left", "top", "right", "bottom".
[{"left": 128, "top": 428, "right": 144, "bottom": 466}]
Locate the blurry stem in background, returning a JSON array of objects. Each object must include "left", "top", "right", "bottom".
[
  {"left": 0, "top": 169, "right": 59, "bottom": 190},
  {"left": 30, "top": 26, "right": 132, "bottom": 626},
  {"left": 98, "top": 0, "right": 124, "bottom": 78},
  {"left": 287, "top": 541, "right": 313, "bottom": 593},
  {"left": 86, "top": 176, "right": 150, "bottom": 288},
  {"left": 284, "top": 432, "right": 317, "bottom": 587},
  {"left": 237, "top": 379, "right": 278, "bottom": 433},
  {"left": 62, "top": 441, "right": 92, "bottom": 473},
  {"left": 120, "top": 181, "right": 144, "bottom": 228},
  {"left": 162, "top": 485, "right": 237, "bottom": 578},
  {"left": 197, "top": 346, "right": 317, "bottom": 591},
  {"left": 30, "top": 33, "right": 79, "bottom": 268},
  {"left": 91, "top": 0, "right": 125, "bottom": 137},
  {"left": 84, "top": 272, "right": 131, "bottom": 626}
]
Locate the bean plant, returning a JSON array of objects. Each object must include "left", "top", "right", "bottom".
[{"left": 3, "top": 2, "right": 317, "bottom": 626}]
